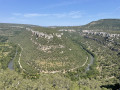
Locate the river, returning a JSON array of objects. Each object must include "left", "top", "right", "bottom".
[
  {"left": 80, "top": 45, "right": 94, "bottom": 72},
  {"left": 8, "top": 45, "right": 94, "bottom": 72},
  {"left": 8, "top": 50, "right": 17, "bottom": 70},
  {"left": 85, "top": 54, "right": 94, "bottom": 71},
  {"left": 8, "top": 60, "right": 14, "bottom": 70}
]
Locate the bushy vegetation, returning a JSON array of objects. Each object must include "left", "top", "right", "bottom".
[
  {"left": 81, "top": 19, "right": 120, "bottom": 30},
  {"left": 9, "top": 26, "right": 88, "bottom": 74},
  {"left": 0, "top": 19, "right": 120, "bottom": 90}
]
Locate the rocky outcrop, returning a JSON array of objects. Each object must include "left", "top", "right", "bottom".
[{"left": 82, "top": 30, "right": 120, "bottom": 38}]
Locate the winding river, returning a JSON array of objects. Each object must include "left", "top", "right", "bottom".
[
  {"left": 80, "top": 45, "right": 95, "bottom": 72},
  {"left": 85, "top": 54, "right": 94, "bottom": 71},
  {"left": 8, "top": 45, "right": 94, "bottom": 72},
  {"left": 8, "top": 50, "right": 17, "bottom": 70},
  {"left": 8, "top": 60, "right": 14, "bottom": 70}
]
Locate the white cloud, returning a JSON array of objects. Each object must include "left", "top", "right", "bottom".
[
  {"left": 12, "top": 13, "right": 22, "bottom": 16},
  {"left": 68, "top": 11, "right": 82, "bottom": 18},
  {"left": 15, "top": 11, "right": 83, "bottom": 19},
  {"left": 52, "top": 14, "right": 66, "bottom": 18},
  {"left": 23, "top": 13, "right": 49, "bottom": 17}
]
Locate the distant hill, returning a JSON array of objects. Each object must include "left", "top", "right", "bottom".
[
  {"left": 0, "top": 23, "right": 39, "bottom": 28},
  {"left": 81, "top": 19, "right": 120, "bottom": 30}
]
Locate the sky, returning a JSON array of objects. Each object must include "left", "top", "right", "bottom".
[{"left": 0, "top": 0, "right": 120, "bottom": 26}]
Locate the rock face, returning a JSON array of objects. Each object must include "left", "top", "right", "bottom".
[
  {"left": 26, "top": 27, "right": 65, "bottom": 53},
  {"left": 58, "top": 29, "right": 76, "bottom": 33},
  {"left": 32, "top": 31, "right": 53, "bottom": 39},
  {"left": 82, "top": 30, "right": 120, "bottom": 38},
  {"left": 26, "top": 27, "right": 63, "bottom": 39}
]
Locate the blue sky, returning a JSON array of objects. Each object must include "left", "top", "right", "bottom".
[{"left": 0, "top": 0, "right": 120, "bottom": 26}]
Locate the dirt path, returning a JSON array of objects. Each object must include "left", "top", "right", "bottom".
[
  {"left": 39, "top": 56, "right": 89, "bottom": 74},
  {"left": 18, "top": 44, "right": 26, "bottom": 72}
]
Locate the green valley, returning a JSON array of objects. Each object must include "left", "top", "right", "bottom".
[{"left": 0, "top": 19, "right": 120, "bottom": 90}]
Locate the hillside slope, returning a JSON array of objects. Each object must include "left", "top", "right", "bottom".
[
  {"left": 81, "top": 19, "right": 120, "bottom": 30},
  {"left": 0, "top": 24, "right": 88, "bottom": 74}
]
